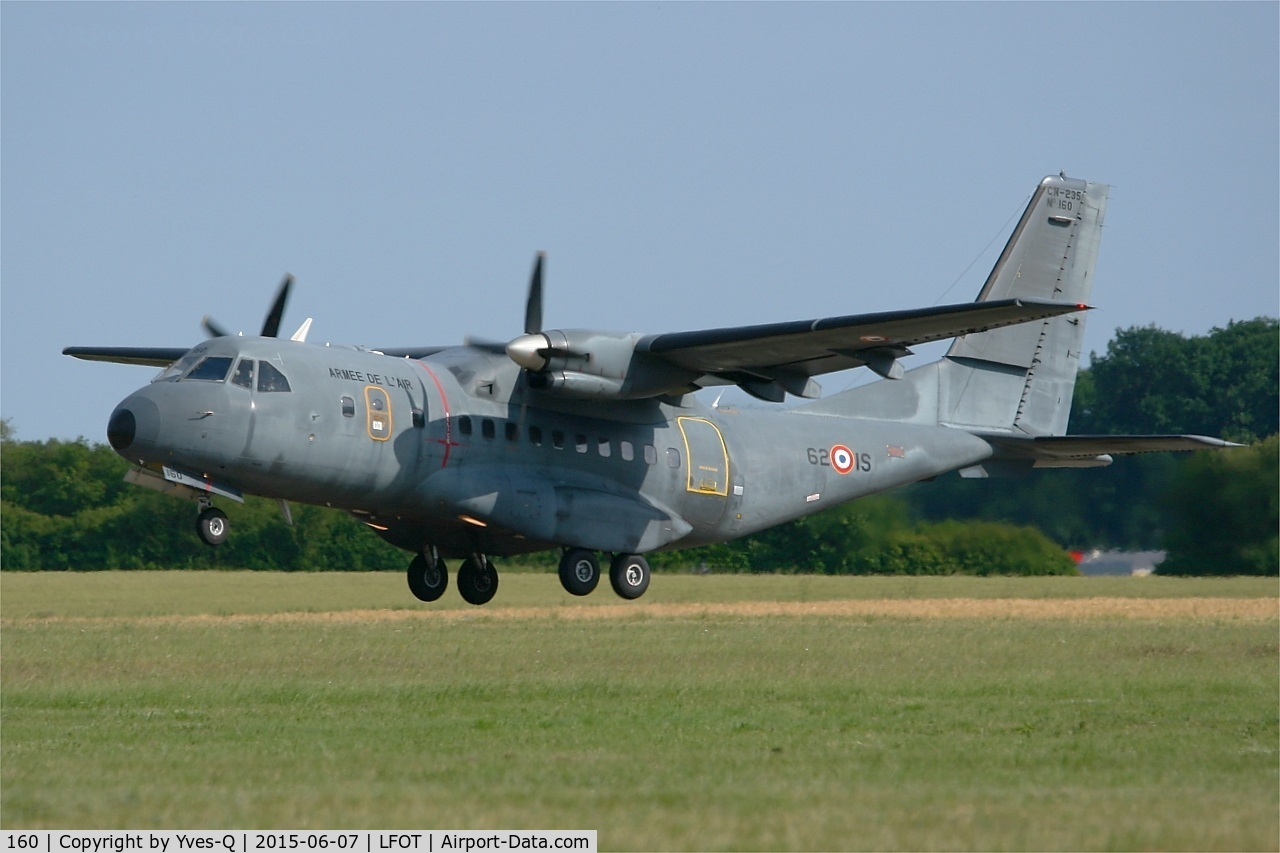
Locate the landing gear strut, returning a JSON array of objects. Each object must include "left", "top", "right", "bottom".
[
  {"left": 196, "top": 505, "right": 228, "bottom": 547},
  {"left": 457, "top": 554, "right": 499, "bottom": 606},
  {"left": 407, "top": 548, "right": 448, "bottom": 602}
]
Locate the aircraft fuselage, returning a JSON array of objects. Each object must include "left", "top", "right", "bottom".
[{"left": 107, "top": 335, "right": 993, "bottom": 563}]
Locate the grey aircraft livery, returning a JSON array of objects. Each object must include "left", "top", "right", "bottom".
[{"left": 65, "top": 174, "right": 1238, "bottom": 604}]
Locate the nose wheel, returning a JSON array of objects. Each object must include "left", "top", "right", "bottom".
[{"left": 196, "top": 505, "right": 229, "bottom": 547}]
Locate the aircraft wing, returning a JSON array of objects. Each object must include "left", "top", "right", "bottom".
[
  {"left": 638, "top": 298, "right": 1088, "bottom": 391},
  {"left": 62, "top": 346, "right": 190, "bottom": 367}
]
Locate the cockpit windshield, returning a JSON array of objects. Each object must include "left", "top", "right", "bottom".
[
  {"left": 151, "top": 349, "right": 291, "bottom": 392},
  {"left": 152, "top": 349, "right": 206, "bottom": 383},
  {"left": 183, "top": 356, "right": 234, "bottom": 382}
]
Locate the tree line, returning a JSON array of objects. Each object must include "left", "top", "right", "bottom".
[{"left": 3, "top": 318, "right": 1275, "bottom": 575}]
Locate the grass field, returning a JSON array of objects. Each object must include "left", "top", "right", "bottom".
[{"left": 2, "top": 572, "right": 1276, "bottom": 851}]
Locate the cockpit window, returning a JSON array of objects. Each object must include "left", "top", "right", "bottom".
[
  {"left": 257, "top": 361, "right": 291, "bottom": 393},
  {"left": 153, "top": 350, "right": 204, "bottom": 383},
  {"left": 184, "top": 356, "right": 234, "bottom": 383},
  {"left": 231, "top": 359, "right": 255, "bottom": 389}
]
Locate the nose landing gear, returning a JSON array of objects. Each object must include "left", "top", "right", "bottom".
[{"left": 196, "top": 503, "right": 229, "bottom": 547}]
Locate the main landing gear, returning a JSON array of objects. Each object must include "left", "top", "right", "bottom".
[
  {"left": 405, "top": 548, "right": 652, "bottom": 606},
  {"left": 558, "top": 549, "right": 650, "bottom": 600},
  {"left": 406, "top": 550, "right": 499, "bottom": 606}
]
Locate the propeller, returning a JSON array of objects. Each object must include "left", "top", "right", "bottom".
[
  {"left": 203, "top": 274, "right": 295, "bottom": 339},
  {"left": 466, "top": 252, "right": 547, "bottom": 355},
  {"left": 524, "top": 251, "right": 544, "bottom": 335}
]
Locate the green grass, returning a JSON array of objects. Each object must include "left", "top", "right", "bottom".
[{"left": 2, "top": 573, "right": 1276, "bottom": 850}]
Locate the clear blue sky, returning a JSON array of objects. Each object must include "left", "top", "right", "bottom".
[{"left": 3, "top": 2, "right": 1276, "bottom": 442}]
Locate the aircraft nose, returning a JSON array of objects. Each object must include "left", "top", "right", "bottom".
[
  {"left": 107, "top": 407, "right": 135, "bottom": 451},
  {"left": 107, "top": 394, "right": 161, "bottom": 458}
]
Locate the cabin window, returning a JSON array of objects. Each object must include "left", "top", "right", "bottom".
[
  {"left": 257, "top": 362, "right": 291, "bottom": 393},
  {"left": 341, "top": 396, "right": 356, "bottom": 418},
  {"left": 666, "top": 447, "right": 681, "bottom": 468},
  {"left": 184, "top": 356, "right": 233, "bottom": 383},
  {"left": 231, "top": 359, "right": 254, "bottom": 389},
  {"left": 412, "top": 408, "right": 425, "bottom": 429},
  {"left": 645, "top": 445, "right": 657, "bottom": 465},
  {"left": 552, "top": 430, "right": 565, "bottom": 450},
  {"left": 620, "top": 440, "right": 634, "bottom": 461},
  {"left": 482, "top": 419, "right": 496, "bottom": 439},
  {"left": 598, "top": 438, "right": 611, "bottom": 458},
  {"left": 458, "top": 416, "right": 472, "bottom": 436},
  {"left": 529, "top": 426, "right": 543, "bottom": 446},
  {"left": 505, "top": 422, "right": 518, "bottom": 441},
  {"left": 575, "top": 434, "right": 588, "bottom": 453}
]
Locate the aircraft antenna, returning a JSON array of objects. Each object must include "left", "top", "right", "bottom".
[{"left": 932, "top": 194, "right": 1027, "bottom": 306}]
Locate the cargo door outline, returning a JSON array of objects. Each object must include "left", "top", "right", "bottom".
[{"left": 676, "top": 416, "right": 729, "bottom": 527}]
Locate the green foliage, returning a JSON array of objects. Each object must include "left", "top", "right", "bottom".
[
  {"left": 910, "top": 318, "right": 1278, "bottom": 553},
  {"left": 0, "top": 425, "right": 405, "bottom": 571},
  {"left": 1074, "top": 317, "right": 1278, "bottom": 443},
  {"left": 654, "top": 495, "right": 1076, "bottom": 576},
  {"left": 4, "top": 316, "right": 1274, "bottom": 576},
  {"left": 1158, "top": 434, "right": 1279, "bottom": 576}
]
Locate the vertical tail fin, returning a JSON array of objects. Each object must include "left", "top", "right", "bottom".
[
  {"left": 810, "top": 174, "right": 1108, "bottom": 436},
  {"left": 938, "top": 174, "right": 1108, "bottom": 436}
]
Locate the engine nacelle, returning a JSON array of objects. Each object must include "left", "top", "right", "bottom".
[{"left": 507, "top": 329, "right": 699, "bottom": 400}]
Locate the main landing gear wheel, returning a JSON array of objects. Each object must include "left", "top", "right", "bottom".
[
  {"left": 196, "top": 506, "right": 229, "bottom": 547},
  {"left": 457, "top": 554, "right": 499, "bottom": 606},
  {"left": 558, "top": 548, "right": 600, "bottom": 597},
  {"left": 407, "top": 551, "right": 448, "bottom": 602},
  {"left": 609, "top": 553, "right": 650, "bottom": 600}
]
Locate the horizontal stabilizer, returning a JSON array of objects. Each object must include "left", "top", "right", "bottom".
[{"left": 984, "top": 433, "right": 1244, "bottom": 461}]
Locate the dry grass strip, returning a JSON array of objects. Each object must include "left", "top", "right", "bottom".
[{"left": 6, "top": 597, "right": 1275, "bottom": 627}]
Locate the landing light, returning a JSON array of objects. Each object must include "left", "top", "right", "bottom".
[{"left": 458, "top": 514, "right": 488, "bottom": 528}]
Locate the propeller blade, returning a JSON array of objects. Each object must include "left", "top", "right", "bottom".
[
  {"left": 525, "top": 252, "right": 545, "bottom": 335},
  {"left": 202, "top": 316, "right": 233, "bottom": 338},
  {"left": 260, "top": 274, "right": 294, "bottom": 338},
  {"left": 463, "top": 336, "right": 510, "bottom": 353}
]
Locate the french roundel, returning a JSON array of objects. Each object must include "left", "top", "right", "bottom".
[{"left": 830, "top": 444, "right": 855, "bottom": 475}]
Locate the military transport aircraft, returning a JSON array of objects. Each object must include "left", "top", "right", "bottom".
[{"left": 65, "top": 174, "right": 1238, "bottom": 605}]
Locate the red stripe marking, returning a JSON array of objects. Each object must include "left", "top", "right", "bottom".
[{"left": 412, "top": 360, "right": 457, "bottom": 468}]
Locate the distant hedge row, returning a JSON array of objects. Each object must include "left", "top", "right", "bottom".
[
  {"left": 4, "top": 319, "right": 1275, "bottom": 575},
  {"left": 1, "top": 427, "right": 1075, "bottom": 575}
]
